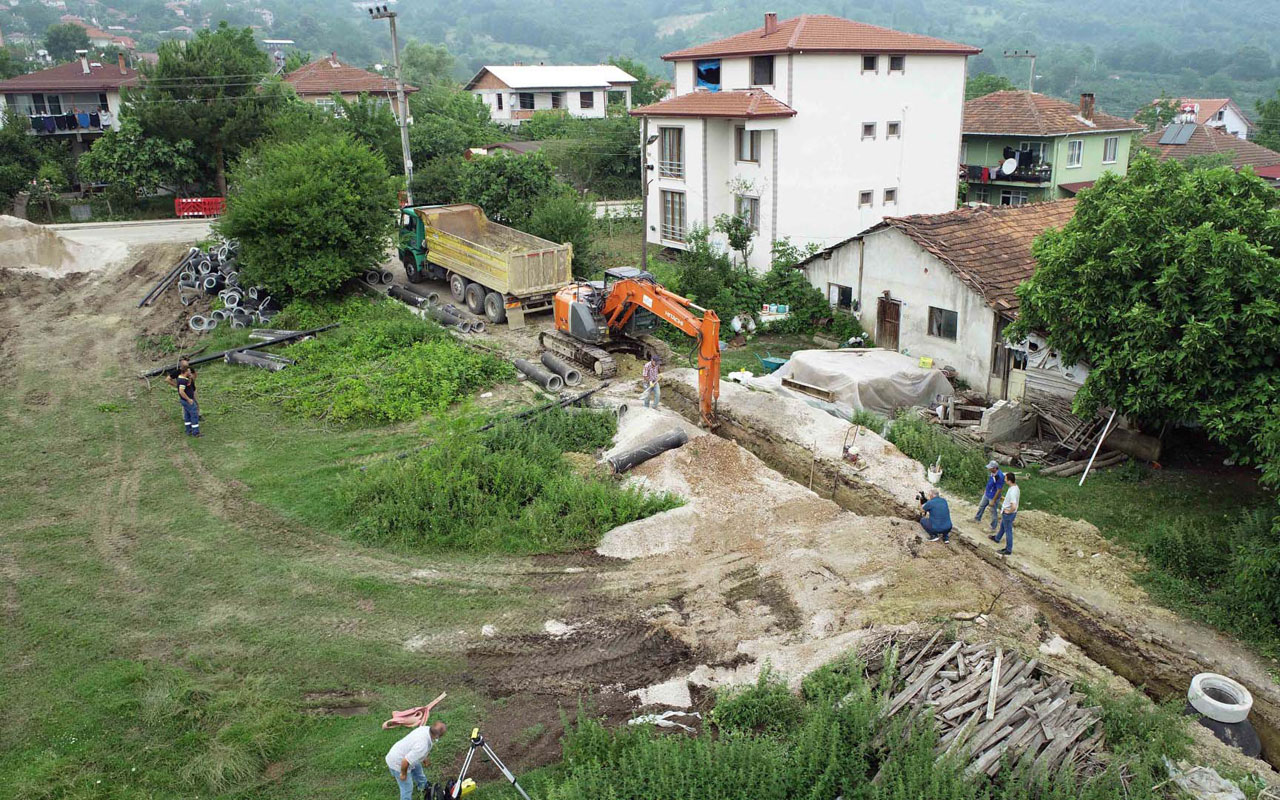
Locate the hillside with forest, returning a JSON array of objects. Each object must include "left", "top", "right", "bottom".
[{"left": 3, "top": 0, "right": 1280, "bottom": 117}]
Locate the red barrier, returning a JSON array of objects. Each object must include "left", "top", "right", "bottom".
[{"left": 174, "top": 197, "right": 226, "bottom": 218}]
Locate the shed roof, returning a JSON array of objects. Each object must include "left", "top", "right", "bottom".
[
  {"left": 630, "top": 88, "right": 796, "bottom": 119},
  {"left": 964, "top": 91, "right": 1140, "bottom": 136},
  {"left": 464, "top": 64, "right": 636, "bottom": 91},
  {"left": 662, "top": 14, "right": 979, "bottom": 60}
]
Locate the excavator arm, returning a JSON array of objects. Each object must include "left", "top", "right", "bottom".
[{"left": 600, "top": 279, "right": 720, "bottom": 427}]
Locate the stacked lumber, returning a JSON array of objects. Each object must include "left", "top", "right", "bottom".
[{"left": 884, "top": 632, "right": 1105, "bottom": 778}]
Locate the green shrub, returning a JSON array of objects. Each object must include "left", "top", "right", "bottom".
[
  {"left": 711, "top": 666, "right": 803, "bottom": 736},
  {"left": 886, "top": 413, "right": 988, "bottom": 493},
  {"left": 1143, "top": 516, "right": 1234, "bottom": 587},
  {"left": 230, "top": 296, "right": 512, "bottom": 424},
  {"left": 342, "top": 408, "right": 680, "bottom": 553}
]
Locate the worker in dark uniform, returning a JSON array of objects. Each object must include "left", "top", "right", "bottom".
[{"left": 174, "top": 361, "right": 200, "bottom": 437}]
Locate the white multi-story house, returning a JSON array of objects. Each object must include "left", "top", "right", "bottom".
[
  {"left": 633, "top": 13, "right": 979, "bottom": 272},
  {"left": 1177, "top": 98, "right": 1252, "bottom": 140},
  {"left": 464, "top": 65, "right": 637, "bottom": 125}
]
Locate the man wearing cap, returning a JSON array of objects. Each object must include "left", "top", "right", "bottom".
[{"left": 974, "top": 461, "right": 1004, "bottom": 531}]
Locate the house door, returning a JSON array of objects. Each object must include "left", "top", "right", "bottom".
[{"left": 876, "top": 296, "right": 900, "bottom": 351}]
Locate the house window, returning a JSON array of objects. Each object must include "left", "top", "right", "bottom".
[
  {"left": 969, "top": 186, "right": 989, "bottom": 203},
  {"left": 518, "top": 92, "right": 534, "bottom": 110},
  {"left": 1066, "top": 139, "right": 1083, "bottom": 167},
  {"left": 735, "top": 127, "right": 761, "bottom": 162},
  {"left": 661, "top": 190, "right": 687, "bottom": 242},
  {"left": 315, "top": 97, "right": 339, "bottom": 116},
  {"left": 829, "top": 283, "right": 854, "bottom": 311},
  {"left": 658, "top": 127, "right": 684, "bottom": 179},
  {"left": 580, "top": 91, "right": 594, "bottom": 109},
  {"left": 496, "top": 94, "right": 503, "bottom": 110},
  {"left": 928, "top": 307, "right": 958, "bottom": 340},
  {"left": 1216, "top": 110, "right": 1225, "bottom": 121},
  {"left": 551, "top": 92, "right": 565, "bottom": 109},
  {"left": 862, "top": 122, "right": 876, "bottom": 139},
  {"left": 889, "top": 55, "right": 906, "bottom": 72},
  {"left": 862, "top": 54, "right": 878, "bottom": 73},
  {"left": 1102, "top": 135, "right": 1119, "bottom": 164},
  {"left": 30, "top": 93, "right": 47, "bottom": 114},
  {"left": 97, "top": 92, "right": 108, "bottom": 110},
  {"left": 887, "top": 120, "right": 901, "bottom": 137},
  {"left": 751, "top": 55, "right": 774, "bottom": 86},
  {"left": 1000, "top": 189, "right": 1029, "bottom": 206},
  {"left": 960, "top": 142, "right": 968, "bottom": 163},
  {"left": 735, "top": 194, "right": 760, "bottom": 231},
  {"left": 858, "top": 189, "right": 873, "bottom": 207},
  {"left": 1018, "top": 141, "right": 1046, "bottom": 163},
  {"left": 884, "top": 187, "right": 897, "bottom": 204},
  {"left": 695, "top": 59, "right": 721, "bottom": 91},
  {"left": 47, "top": 94, "right": 63, "bottom": 115}
]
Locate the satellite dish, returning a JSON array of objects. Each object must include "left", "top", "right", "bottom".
[{"left": 1000, "top": 157, "right": 1018, "bottom": 176}]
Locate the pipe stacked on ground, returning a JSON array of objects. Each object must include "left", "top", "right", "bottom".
[
  {"left": 539, "top": 352, "right": 582, "bottom": 386},
  {"left": 514, "top": 358, "right": 564, "bottom": 392}
]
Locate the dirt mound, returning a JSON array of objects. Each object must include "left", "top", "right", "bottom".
[
  {"left": 0, "top": 215, "right": 125, "bottom": 277},
  {"left": 465, "top": 619, "right": 695, "bottom": 698}
]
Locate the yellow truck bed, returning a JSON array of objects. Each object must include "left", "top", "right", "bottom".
[{"left": 412, "top": 204, "right": 572, "bottom": 297}]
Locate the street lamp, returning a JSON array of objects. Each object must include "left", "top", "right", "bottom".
[
  {"left": 640, "top": 127, "right": 659, "bottom": 270},
  {"left": 367, "top": 2, "right": 413, "bottom": 204}
]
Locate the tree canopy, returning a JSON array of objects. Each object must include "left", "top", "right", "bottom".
[
  {"left": 1255, "top": 89, "right": 1280, "bottom": 152},
  {"left": 402, "top": 41, "right": 456, "bottom": 88},
  {"left": 43, "top": 23, "right": 90, "bottom": 63},
  {"left": 1011, "top": 154, "right": 1280, "bottom": 470},
  {"left": 1135, "top": 96, "right": 1179, "bottom": 132},
  {"left": 965, "top": 73, "right": 1016, "bottom": 100},
  {"left": 607, "top": 56, "right": 667, "bottom": 106},
  {"left": 129, "top": 23, "right": 290, "bottom": 196},
  {"left": 77, "top": 118, "right": 197, "bottom": 208},
  {"left": 0, "top": 116, "right": 43, "bottom": 209},
  {"left": 215, "top": 130, "right": 398, "bottom": 297}
]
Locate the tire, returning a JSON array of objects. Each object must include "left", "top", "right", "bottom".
[
  {"left": 484, "top": 291, "right": 508, "bottom": 324},
  {"left": 465, "top": 282, "right": 486, "bottom": 316},
  {"left": 449, "top": 273, "right": 469, "bottom": 302},
  {"left": 1188, "top": 673, "right": 1253, "bottom": 723},
  {"left": 402, "top": 254, "right": 423, "bottom": 283}
]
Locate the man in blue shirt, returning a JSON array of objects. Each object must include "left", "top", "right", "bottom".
[
  {"left": 974, "top": 460, "right": 1004, "bottom": 531},
  {"left": 919, "top": 487, "right": 952, "bottom": 543}
]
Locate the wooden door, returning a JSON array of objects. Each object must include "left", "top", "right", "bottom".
[{"left": 876, "top": 297, "right": 900, "bottom": 351}]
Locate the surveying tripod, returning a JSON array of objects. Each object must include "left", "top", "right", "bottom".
[{"left": 448, "top": 728, "right": 532, "bottom": 800}]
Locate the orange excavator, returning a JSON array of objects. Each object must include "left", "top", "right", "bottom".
[{"left": 539, "top": 267, "right": 721, "bottom": 427}]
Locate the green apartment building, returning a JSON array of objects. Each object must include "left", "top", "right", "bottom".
[{"left": 961, "top": 91, "right": 1141, "bottom": 205}]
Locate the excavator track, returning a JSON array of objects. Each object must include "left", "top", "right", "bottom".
[{"left": 539, "top": 331, "right": 618, "bottom": 378}]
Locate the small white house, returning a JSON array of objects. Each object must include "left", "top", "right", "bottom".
[
  {"left": 464, "top": 65, "right": 637, "bottom": 125},
  {"left": 633, "top": 13, "right": 980, "bottom": 272},
  {"left": 1176, "top": 98, "right": 1253, "bottom": 140},
  {"left": 799, "top": 199, "right": 1078, "bottom": 398}
]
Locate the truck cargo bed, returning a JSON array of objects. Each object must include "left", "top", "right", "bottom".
[{"left": 412, "top": 204, "right": 572, "bottom": 298}]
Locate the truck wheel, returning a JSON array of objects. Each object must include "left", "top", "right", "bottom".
[
  {"left": 449, "top": 274, "right": 468, "bottom": 302},
  {"left": 465, "top": 282, "right": 486, "bottom": 316},
  {"left": 403, "top": 254, "right": 423, "bottom": 283},
  {"left": 484, "top": 291, "right": 508, "bottom": 324}
]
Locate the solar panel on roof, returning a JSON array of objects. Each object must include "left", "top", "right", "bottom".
[
  {"left": 1173, "top": 124, "right": 1196, "bottom": 144},
  {"left": 1157, "top": 124, "right": 1185, "bottom": 145}
]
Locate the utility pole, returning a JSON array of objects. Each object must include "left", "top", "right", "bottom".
[
  {"left": 640, "top": 118, "right": 650, "bottom": 270},
  {"left": 368, "top": 3, "right": 413, "bottom": 204},
  {"left": 1003, "top": 50, "right": 1037, "bottom": 93}
]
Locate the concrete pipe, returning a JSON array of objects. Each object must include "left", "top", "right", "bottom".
[
  {"left": 364, "top": 269, "right": 381, "bottom": 284},
  {"left": 380, "top": 269, "right": 394, "bottom": 285},
  {"left": 189, "top": 315, "right": 208, "bottom": 332},
  {"left": 540, "top": 352, "right": 583, "bottom": 386},
  {"left": 201, "top": 275, "right": 220, "bottom": 293},
  {"left": 469, "top": 320, "right": 486, "bottom": 334},
  {"left": 230, "top": 314, "right": 250, "bottom": 329},
  {"left": 422, "top": 303, "right": 467, "bottom": 329},
  {"left": 224, "top": 291, "right": 242, "bottom": 308},
  {"left": 514, "top": 358, "right": 564, "bottom": 392},
  {"left": 247, "top": 287, "right": 260, "bottom": 302},
  {"left": 179, "top": 271, "right": 196, "bottom": 284},
  {"left": 210, "top": 309, "right": 228, "bottom": 322},
  {"left": 388, "top": 284, "right": 428, "bottom": 308},
  {"left": 606, "top": 430, "right": 690, "bottom": 474},
  {"left": 225, "top": 273, "right": 240, "bottom": 288},
  {"left": 426, "top": 292, "right": 441, "bottom": 306},
  {"left": 178, "top": 280, "right": 199, "bottom": 291}
]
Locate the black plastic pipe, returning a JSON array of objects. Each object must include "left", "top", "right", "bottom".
[
  {"left": 607, "top": 430, "right": 689, "bottom": 474},
  {"left": 140, "top": 323, "right": 339, "bottom": 377}
]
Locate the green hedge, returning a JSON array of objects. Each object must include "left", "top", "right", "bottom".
[{"left": 886, "top": 414, "right": 988, "bottom": 494}]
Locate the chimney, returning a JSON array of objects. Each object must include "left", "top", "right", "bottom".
[
  {"left": 1079, "top": 92, "right": 1095, "bottom": 121},
  {"left": 77, "top": 49, "right": 89, "bottom": 74},
  {"left": 764, "top": 12, "right": 778, "bottom": 35},
  {"left": 329, "top": 51, "right": 339, "bottom": 67},
  {"left": 117, "top": 51, "right": 126, "bottom": 74}
]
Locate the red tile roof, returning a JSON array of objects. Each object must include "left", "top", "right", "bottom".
[
  {"left": 662, "top": 14, "right": 979, "bottom": 61},
  {"left": 631, "top": 88, "right": 796, "bottom": 119},
  {"left": 1058, "top": 180, "right": 1095, "bottom": 195},
  {"left": 874, "top": 199, "right": 1078, "bottom": 313},
  {"left": 284, "top": 57, "right": 418, "bottom": 97},
  {"left": 1139, "top": 124, "right": 1280, "bottom": 171},
  {"left": 965, "top": 91, "right": 1140, "bottom": 136},
  {"left": 0, "top": 59, "right": 139, "bottom": 92},
  {"left": 1175, "top": 98, "right": 1253, "bottom": 126}
]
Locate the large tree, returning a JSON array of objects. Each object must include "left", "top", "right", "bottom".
[
  {"left": 77, "top": 118, "right": 197, "bottom": 210},
  {"left": 43, "top": 23, "right": 90, "bottom": 63},
  {"left": 1011, "top": 154, "right": 1280, "bottom": 469},
  {"left": 0, "top": 47, "right": 26, "bottom": 79},
  {"left": 215, "top": 130, "right": 397, "bottom": 297},
  {"left": 608, "top": 56, "right": 667, "bottom": 106},
  {"left": 0, "top": 116, "right": 43, "bottom": 210},
  {"left": 965, "top": 73, "right": 1016, "bottom": 100},
  {"left": 401, "top": 41, "right": 455, "bottom": 88},
  {"left": 1136, "top": 95, "right": 1180, "bottom": 133},
  {"left": 1255, "top": 89, "right": 1280, "bottom": 152},
  {"left": 130, "top": 23, "right": 289, "bottom": 196}
]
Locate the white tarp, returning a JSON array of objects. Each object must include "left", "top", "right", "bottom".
[{"left": 745, "top": 349, "right": 954, "bottom": 420}]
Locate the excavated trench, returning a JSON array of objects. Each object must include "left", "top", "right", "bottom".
[{"left": 662, "top": 373, "right": 1280, "bottom": 768}]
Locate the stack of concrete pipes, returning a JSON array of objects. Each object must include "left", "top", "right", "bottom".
[
  {"left": 179, "top": 240, "right": 281, "bottom": 333},
  {"left": 386, "top": 285, "right": 486, "bottom": 333},
  {"left": 364, "top": 268, "right": 396, "bottom": 286}
]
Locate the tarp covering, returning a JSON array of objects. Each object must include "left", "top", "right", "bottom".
[{"left": 745, "top": 349, "right": 954, "bottom": 420}]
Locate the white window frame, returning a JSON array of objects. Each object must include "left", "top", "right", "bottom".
[
  {"left": 960, "top": 142, "right": 968, "bottom": 163},
  {"left": 735, "top": 127, "right": 761, "bottom": 163},
  {"left": 1066, "top": 139, "right": 1083, "bottom": 168},
  {"left": 1000, "top": 189, "right": 1029, "bottom": 206},
  {"left": 828, "top": 283, "right": 855, "bottom": 312},
  {"left": 660, "top": 189, "right": 687, "bottom": 243},
  {"left": 734, "top": 194, "right": 760, "bottom": 232},
  {"left": 861, "top": 122, "right": 876, "bottom": 140},
  {"left": 858, "top": 189, "right": 873, "bottom": 208},
  {"left": 862, "top": 54, "right": 878, "bottom": 73},
  {"left": 1102, "top": 135, "right": 1119, "bottom": 164},
  {"left": 886, "top": 120, "right": 901, "bottom": 138},
  {"left": 883, "top": 187, "right": 897, "bottom": 204},
  {"left": 658, "top": 126, "right": 684, "bottom": 179},
  {"left": 888, "top": 55, "right": 906, "bottom": 72}
]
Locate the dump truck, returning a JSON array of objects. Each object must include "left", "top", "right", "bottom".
[{"left": 397, "top": 203, "right": 573, "bottom": 328}]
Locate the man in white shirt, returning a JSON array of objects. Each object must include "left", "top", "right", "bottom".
[
  {"left": 386, "top": 721, "right": 447, "bottom": 799},
  {"left": 989, "top": 472, "right": 1020, "bottom": 555}
]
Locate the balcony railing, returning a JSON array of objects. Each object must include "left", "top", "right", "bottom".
[
  {"left": 963, "top": 162, "right": 1052, "bottom": 185},
  {"left": 660, "top": 221, "right": 686, "bottom": 242},
  {"left": 25, "top": 112, "right": 112, "bottom": 135}
]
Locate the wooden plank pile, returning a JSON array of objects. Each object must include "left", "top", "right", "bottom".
[{"left": 883, "top": 632, "right": 1105, "bottom": 778}]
